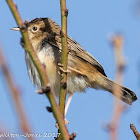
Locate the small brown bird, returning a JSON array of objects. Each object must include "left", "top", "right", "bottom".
[{"left": 12, "top": 18, "right": 137, "bottom": 114}]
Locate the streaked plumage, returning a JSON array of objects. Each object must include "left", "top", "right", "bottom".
[{"left": 23, "top": 18, "right": 137, "bottom": 104}]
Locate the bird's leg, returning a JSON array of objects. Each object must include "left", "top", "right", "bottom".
[
  {"left": 65, "top": 93, "right": 73, "bottom": 116},
  {"left": 55, "top": 93, "right": 73, "bottom": 129},
  {"left": 56, "top": 63, "right": 73, "bottom": 127},
  {"left": 64, "top": 93, "right": 73, "bottom": 124}
]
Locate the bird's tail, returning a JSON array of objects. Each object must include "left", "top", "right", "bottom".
[{"left": 94, "top": 75, "right": 137, "bottom": 105}]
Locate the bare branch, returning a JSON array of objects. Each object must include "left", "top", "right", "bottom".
[
  {"left": 109, "top": 34, "right": 126, "bottom": 140},
  {"left": 130, "top": 124, "right": 140, "bottom": 140},
  {"left": 57, "top": 0, "right": 69, "bottom": 139},
  {"left": 59, "top": 0, "right": 68, "bottom": 116},
  {"left": 6, "top": 0, "right": 69, "bottom": 139},
  {"left": 0, "top": 47, "right": 33, "bottom": 140}
]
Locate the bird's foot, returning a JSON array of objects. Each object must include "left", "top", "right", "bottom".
[
  {"left": 58, "top": 63, "right": 71, "bottom": 74},
  {"left": 55, "top": 118, "right": 69, "bottom": 129}
]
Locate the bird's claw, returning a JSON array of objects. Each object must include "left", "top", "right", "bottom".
[
  {"left": 59, "top": 67, "right": 71, "bottom": 73},
  {"left": 58, "top": 63, "right": 71, "bottom": 74},
  {"left": 58, "top": 63, "right": 64, "bottom": 67},
  {"left": 55, "top": 118, "right": 69, "bottom": 129}
]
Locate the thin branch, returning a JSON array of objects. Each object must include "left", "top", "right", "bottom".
[
  {"left": 130, "top": 124, "right": 140, "bottom": 140},
  {"left": 57, "top": 0, "right": 68, "bottom": 139},
  {"left": 0, "top": 47, "right": 33, "bottom": 140},
  {"left": 6, "top": 0, "right": 69, "bottom": 139},
  {"left": 109, "top": 34, "right": 126, "bottom": 140},
  {"left": 59, "top": 0, "right": 68, "bottom": 116}
]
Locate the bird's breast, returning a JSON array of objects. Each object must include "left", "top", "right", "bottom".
[{"left": 37, "top": 44, "right": 60, "bottom": 96}]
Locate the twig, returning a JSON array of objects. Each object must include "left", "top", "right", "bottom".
[
  {"left": 130, "top": 124, "right": 140, "bottom": 140},
  {"left": 109, "top": 34, "right": 126, "bottom": 140},
  {"left": 59, "top": 0, "right": 68, "bottom": 116},
  {"left": 6, "top": 0, "right": 69, "bottom": 139},
  {"left": 0, "top": 47, "right": 33, "bottom": 140},
  {"left": 58, "top": 0, "right": 68, "bottom": 139}
]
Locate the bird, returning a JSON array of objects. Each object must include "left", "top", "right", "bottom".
[{"left": 12, "top": 18, "right": 137, "bottom": 116}]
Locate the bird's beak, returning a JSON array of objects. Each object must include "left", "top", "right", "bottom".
[{"left": 11, "top": 27, "right": 20, "bottom": 31}]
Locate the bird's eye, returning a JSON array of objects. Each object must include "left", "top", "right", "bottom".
[{"left": 32, "top": 26, "right": 38, "bottom": 31}]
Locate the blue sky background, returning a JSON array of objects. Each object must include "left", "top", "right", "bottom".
[{"left": 0, "top": 0, "right": 140, "bottom": 139}]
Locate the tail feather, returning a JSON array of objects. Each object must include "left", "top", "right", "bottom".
[
  {"left": 121, "top": 87, "right": 137, "bottom": 104},
  {"left": 95, "top": 76, "right": 137, "bottom": 105}
]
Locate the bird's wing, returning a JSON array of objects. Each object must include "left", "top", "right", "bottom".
[
  {"left": 67, "top": 37, "right": 107, "bottom": 77},
  {"left": 48, "top": 35, "right": 107, "bottom": 77},
  {"left": 47, "top": 18, "right": 107, "bottom": 76}
]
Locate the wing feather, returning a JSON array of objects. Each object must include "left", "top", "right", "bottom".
[{"left": 47, "top": 18, "right": 107, "bottom": 77}]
